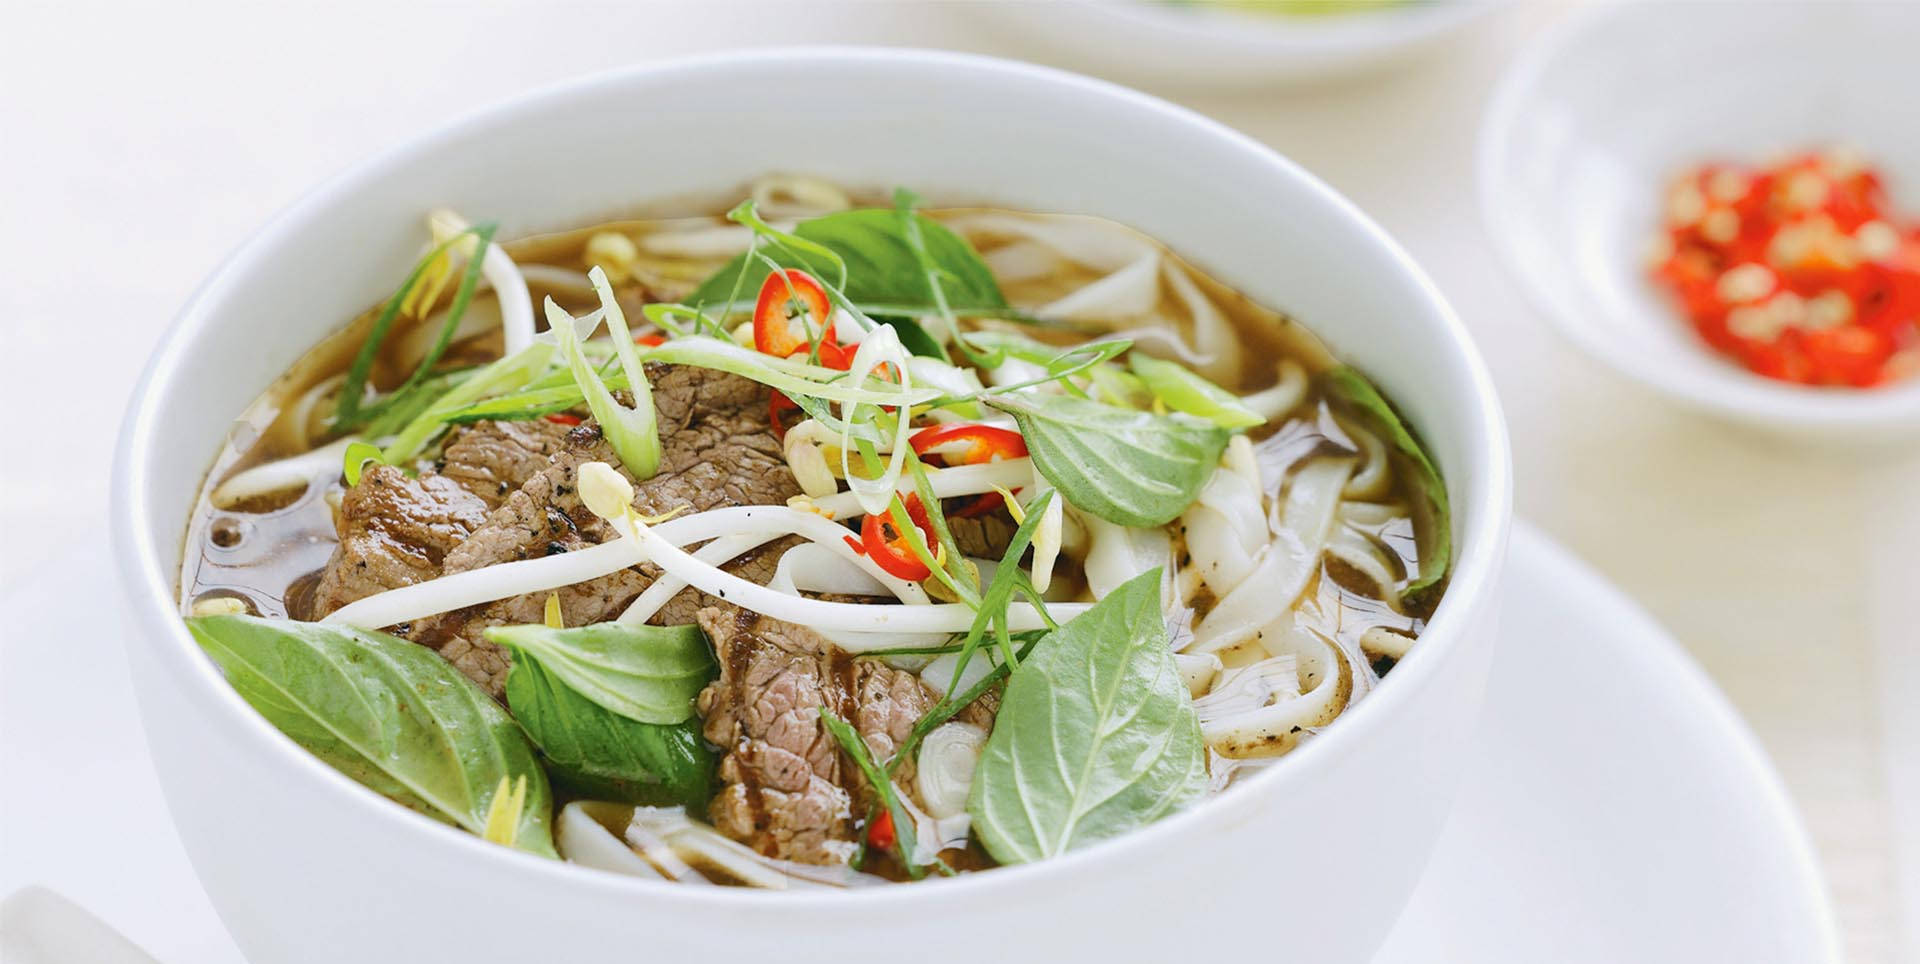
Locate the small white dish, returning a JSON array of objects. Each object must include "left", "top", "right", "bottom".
[
  {"left": 974, "top": 0, "right": 1505, "bottom": 88},
  {"left": 1374, "top": 522, "right": 1840, "bottom": 963},
  {"left": 1479, "top": 2, "right": 1920, "bottom": 445}
]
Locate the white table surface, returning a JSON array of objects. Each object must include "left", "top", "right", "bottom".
[{"left": 1, "top": 1, "right": 1913, "bottom": 961}]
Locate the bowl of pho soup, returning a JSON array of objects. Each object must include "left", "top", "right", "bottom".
[{"left": 113, "top": 48, "right": 1510, "bottom": 964}]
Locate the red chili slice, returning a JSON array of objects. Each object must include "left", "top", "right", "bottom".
[
  {"left": 754, "top": 269, "right": 833, "bottom": 358},
  {"left": 867, "top": 809, "right": 896, "bottom": 850},
  {"left": 908, "top": 423, "right": 1027, "bottom": 463},
  {"left": 809, "top": 339, "right": 900, "bottom": 385},
  {"left": 909, "top": 424, "right": 1028, "bottom": 516},
  {"left": 543, "top": 413, "right": 584, "bottom": 426},
  {"left": 768, "top": 391, "right": 804, "bottom": 441},
  {"left": 633, "top": 332, "right": 665, "bottom": 347},
  {"left": 860, "top": 493, "right": 937, "bottom": 582},
  {"left": 807, "top": 339, "right": 856, "bottom": 371}
]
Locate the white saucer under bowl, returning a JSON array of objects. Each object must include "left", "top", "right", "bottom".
[
  {"left": 1374, "top": 523, "right": 1840, "bottom": 963},
  {"left": 1479, "top": 2, "right": 1920, "bottom": 445}
]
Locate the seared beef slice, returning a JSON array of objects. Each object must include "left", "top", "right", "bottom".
[
  {"left": 438, "top": 418, "right": 576, "bottom": 509},
  {"left": 310, "top": 417, "right": 568, "bottom": 617},
  {"left": 695, "top": 607, "right": 950, "bottom": 865},
  {"left": 417, "top": 364, "right": 803, "bottom": 695},
  {"left": 311, "top": 466, "right": 489, "bottom": 616}
]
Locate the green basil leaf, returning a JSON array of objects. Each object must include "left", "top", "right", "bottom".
[
  {"left": 503, "top": 647, "right": 714, "bottom": 808},
  {"left": 987, "top": 393, "right": 1230, "bottom": 527},
  {"left": 689, "top": 209, "right": 1007, "bottom": 317},
  {"left": 1129, "top": 354, "right": 1265, "bottom": 429},
  {"left": 967, "top": 569, "right": 1206, "bottom": 864},
  {"left": 1320, "top": 366, "right": 1451, "bottom": 601},
  {"left": 186, "top": 614, "right": 555, "bottom": 857},
  {"left": 482, "top": 622, "right": 713, "bottom": 725}
]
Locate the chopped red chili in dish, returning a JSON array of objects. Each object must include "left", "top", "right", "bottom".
[{"left": 1650, "top": 148, "right": 1920, "bottom": 387}]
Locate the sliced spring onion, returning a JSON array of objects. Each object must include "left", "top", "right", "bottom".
[
  {"left": 331, "top": 228, "right": 481, "bottom": 430},
  {"left": 357, "top": 365, "right": 482, "bottom": 441},
  {"left": 341, "top": 224, "right": 498, "bottom": 431},
  {"left": 549, "top": 297, "right": 661, "bottom": 479},
  {"left": 1088, "top": 364, "right": 1151, "bottom": 409},
  {"left": 1130, "top": 353, "right": 1265, "bottom": 429},
  {"left": 589, "top": 265, "right": 662, "bottom": 473},
  {"left": 380, "top": 341, "right": 556, "bottom": 463},
  {"left": 341, "top": 441, "right": 387, "bottom": 486}
]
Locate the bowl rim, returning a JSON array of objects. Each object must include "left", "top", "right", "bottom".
[
  {"left": 112, "top": 45, "right": 1512, "bottom": 909},
  {"left": 1476, "top": 2, "right": 1920, "bottom": 434}
]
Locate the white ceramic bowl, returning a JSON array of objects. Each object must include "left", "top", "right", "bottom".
[
  {"left": 1480, "top": 2, "right": 1920, "bottom": 445},
  {"left": 976, "top": 0, "right": 1506, "bottom": 88},
  {"left": 113, "top": 49, "right": 1510, "bottom": 964}
]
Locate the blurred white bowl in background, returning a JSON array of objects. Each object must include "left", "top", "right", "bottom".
[
  {"left": 1479, "top": 2, "right": 1920, "bottom": 446},
  {"left": 975, "top": 0, "right": 1507, "bottom": 88}
]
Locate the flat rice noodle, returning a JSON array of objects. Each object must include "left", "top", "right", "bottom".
[{"left": 1185, "top": 457, "right": 1352, "bottom": 655}]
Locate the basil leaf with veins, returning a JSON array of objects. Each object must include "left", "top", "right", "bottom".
[
  {"left": 502, "top": 647, "right": 715, "bottom": 808},
  {"left": 186, "top": 614, "right": 555, "bottom": 857},
  {"left": 967, "top": 568, "right": 1207, "bottom": 864},
  {"left": 987, "top": 392, "right": 1231, "bottom": 528},
  {"left": 483, "top": 622, "right": 713, "bottom": 726}
]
